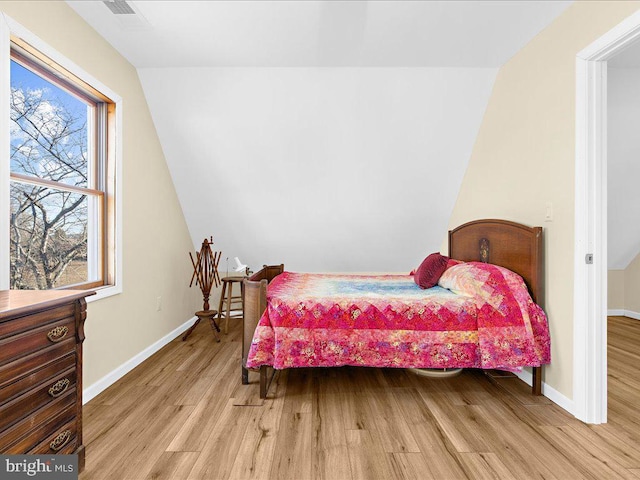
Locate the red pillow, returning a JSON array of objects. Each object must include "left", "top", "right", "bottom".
[
  {"left": 414, "top": 253, "right": 449, "bottom": 289},
  {"left": 446, "top": 258, "right": 463, "bottom": 269}
]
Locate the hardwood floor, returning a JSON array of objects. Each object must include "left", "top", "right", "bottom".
[{"left": 79, "top": 316, "right": 640, "bottom": 480}]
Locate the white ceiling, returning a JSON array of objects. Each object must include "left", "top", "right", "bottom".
[{"left": 67, "top": 0, "right": 573, "bottom": 68}]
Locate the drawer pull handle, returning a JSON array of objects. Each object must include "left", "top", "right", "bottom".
[
  {"left": 49, "top": 430, "right": 71, "bottom": 452},
  {"left": 48, "top": 378, "right": 70, "bottom": 398},
  {"left": 47, "top": 326, "right": 69, "bottom": 343}
]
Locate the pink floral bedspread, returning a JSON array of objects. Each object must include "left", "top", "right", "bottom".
[{"left": 246, "top": 263, "right": 550, "bottom": 371}]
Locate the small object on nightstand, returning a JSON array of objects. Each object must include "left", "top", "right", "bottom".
[{"left": 234, "top": 257, "right": 253, "bottom": 276}]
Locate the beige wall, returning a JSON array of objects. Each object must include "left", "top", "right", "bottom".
[
  {"left": 608, "top": 251, "right": 640, "bottom": 314},
  {"left": 448, "top": 1, "right": 640, "bottom": 400},
  {"left": 608, "top": 270, "right": 625, "bottom": 311},
  {"left": 0, "top": 2, "right": 201, "bottom": 388},
  {"left": 623, "top": 253, "right": 640, "bottom": 314}
]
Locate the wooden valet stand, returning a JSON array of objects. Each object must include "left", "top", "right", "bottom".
[{"left": 182, "top": 237, "right": 222, "bottom": 341}]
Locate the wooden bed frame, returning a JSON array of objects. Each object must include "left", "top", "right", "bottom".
[{"left": 242, "top": 219, "right": 545, "bottom": 399}]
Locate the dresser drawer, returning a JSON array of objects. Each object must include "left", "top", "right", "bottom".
[
  {"left": 0, "top": 340, "right": 75, "bottom": 390},
  {"left": 29, "top": 418, "right": 77, "bottom": 455},
  {"left": 0, "top": 304, "right": 75, "bottom": 340},
  {"left": 0, "top": 367, "right": 76, "bottom": 432},
  {"left": 0, "top": 389, "right": 76, "bottom": 452},
  {"left": 0, "top": 318, "right": 76, "bottom": 366},
  {"left": 0, "top": 353, "right": 75, "bottom": 405}
]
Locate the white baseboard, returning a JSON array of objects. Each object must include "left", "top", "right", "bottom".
[
  {"left": 607, "top": 309, "right": 640, "bottom": 320},
  {"left": 515, "top": 369, "right": 575, "bottom": 416},
  {"left": 83, "top": 316, "right": 196, "bottom": 404}
]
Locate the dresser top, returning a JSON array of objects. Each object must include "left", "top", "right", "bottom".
[{"left": 0, "top": 290, "right": 95, "bottom": 319}]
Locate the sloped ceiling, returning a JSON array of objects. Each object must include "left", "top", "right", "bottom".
[{"left": 67, "top": 1, "right": 572, "bottom": 272}]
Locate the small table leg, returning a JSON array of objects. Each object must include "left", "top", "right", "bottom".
[
  {"left": 181, "top": 318, "right": 201, "bottom": 341},
  {"left": 209, "top": 316, "right": 221, "bottom": 342},
  {"left": 182, "top": 310, "right": 220, "bottom": 342}
]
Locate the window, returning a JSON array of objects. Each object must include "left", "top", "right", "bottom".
[{"left": 8, "top": 38, "right": 116, "bottom": 291}]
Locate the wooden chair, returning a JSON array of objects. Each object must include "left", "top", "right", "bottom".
[{"left": 217, "top": 276, "right": 244, "bottom": 334}]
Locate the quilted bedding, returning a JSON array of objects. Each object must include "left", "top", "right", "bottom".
[{"left": 245, "top": 262, "right": 551, "bottom": 371}]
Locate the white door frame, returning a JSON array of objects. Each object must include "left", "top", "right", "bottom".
[{"left": 574, "top": 10, "right": 640, "bottom": 424}]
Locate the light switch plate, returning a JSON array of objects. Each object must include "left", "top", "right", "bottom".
[{"left": 545, "top": 201, "right": 553, "bottom": 222}]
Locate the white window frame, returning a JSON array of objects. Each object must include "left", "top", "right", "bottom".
[{"left": 0, "top": 13, "right": 123, "bottom": 301}]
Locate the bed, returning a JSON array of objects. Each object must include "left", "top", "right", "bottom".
[{"left": 241, "top": 219, "right": 549, "bottom": 399}]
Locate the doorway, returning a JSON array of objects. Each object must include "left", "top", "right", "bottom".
[{"left": 574, "top": 11, "right": 640, "bottom": 424}]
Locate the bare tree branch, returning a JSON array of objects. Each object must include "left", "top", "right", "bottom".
[{"left": 9, "top": 82, "right": 90, "bottom": 289}]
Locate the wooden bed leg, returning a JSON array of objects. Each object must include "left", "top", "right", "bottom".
[
  {"left": 259, "top": 365, "right": 277, "bottom": 399},
  {"left": 532, "top": 366, "right": 542, "bottom": 396},
  {"left": 260, "top": 366, "right": 267, "bottom": 399},
  {"left": 242, "top": 366, "right": 249, "bottom": 385}
]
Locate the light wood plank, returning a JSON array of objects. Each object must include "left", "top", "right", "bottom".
[
  {"left": 82, "top": 386, "right": 189, "bottom": 477},
  {"left": 366, "top": 388, "right": 420, "bottom": 453},
  {"left": 311, "top": 379, "right": 352, "bottom": 480},
  {"left": 269, "top": 411, "right": 312, "bottom": 480},
  {"left": 388, "top": 452, "right": 435, "bottom": 480},
  {"left": 166, "top": 346, "right": 241, "bottom": 452},
  {"left": 415, "top": 390, "right": 486, "bottom": 453},
  {"left": 187, "top": 399, "right": 254, "bottom": 480},
  {"left": 340, "top": 383, "right": 377, "bottom": 432},
  {"left": 459, "top": 452, "right": 517, "bottom": 480},
  {"left": 391, "top": 387, "right": 468, "bottom": 479},
  {"left": 95, "top": 404, "right": 195, "bottom": 480},
  {"left": 145, "top": 451, "right": 201, "bottom": 480},
  {"left": 231, "top": 378, "right": 265, "bottom": 406},
  {"left": 226, "top": 371, "right": 288, "bottom": 480},
  {"left": 466, "top": 400, "right": 577, "bottom": 479},
  {"left": 281, "top": 368, "right": 313, "bottom": 414},
  {"left": 568, "top": 422, "right": 640, "bottom": 469},
  {"left": 540, "top": 425, "right": 638, "bottom": 479},
  {"left": 345, "top": 429, "right": 393, "bottom": 480}
]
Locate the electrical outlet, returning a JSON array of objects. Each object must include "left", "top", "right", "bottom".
[{"left": 156, "top": 296, "right": 162, "bottom": 311}]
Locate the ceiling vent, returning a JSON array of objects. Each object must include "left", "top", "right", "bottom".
[
  {"left": 102, "top": 0, "right": 152, "bottom": 31},
  {"left": 103, "top": 0, "right": 136, "bottom": 15}
]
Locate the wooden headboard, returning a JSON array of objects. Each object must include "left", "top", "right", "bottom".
[{"left": 448, "top": 219, "right": 544, "bottom": 307}]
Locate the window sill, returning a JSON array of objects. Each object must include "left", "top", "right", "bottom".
[{"left": 85, "top": 284, "right": 122, "bottom": 303}]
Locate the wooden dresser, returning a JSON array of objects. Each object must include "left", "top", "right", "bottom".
[{"left": 0, "top": 290, "right": 93, "bottom": 470}]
